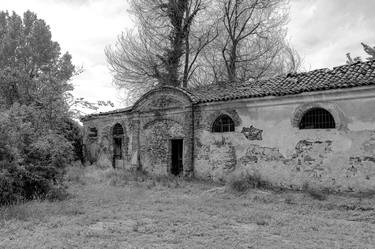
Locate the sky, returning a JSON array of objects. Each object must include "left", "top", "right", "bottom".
[{"left": 1, "top": 0, "right": 375, "bottom": 113}]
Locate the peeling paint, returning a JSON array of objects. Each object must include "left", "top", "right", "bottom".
[
  {"left": 83, "top": 87, "right": 375, "bottom": 193},
  {"left": 241, "top": 126, "right": 263, "bottom": 140}
]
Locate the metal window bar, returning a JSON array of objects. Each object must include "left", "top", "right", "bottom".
[
  {"left": 113, "top": 124, "right": 124, "bottom": 136},
  {"left": 299, "top": 108, "right": 335, "bottom": 129},
  {"left": 212, "top": 115, "right": 235, "bottom": 133}
]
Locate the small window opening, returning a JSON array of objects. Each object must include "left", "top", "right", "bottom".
[
  {"left": 212, "top": 115, "right": 235, "bottom": 133},
  {"left": 89, "top": 127, "right": 98, "bottom": 138},
  {"left": 299, "top": 108, "right": 335, "bottom": 129}
]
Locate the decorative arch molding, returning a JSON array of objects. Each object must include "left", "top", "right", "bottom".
[
  {"left": 99, "top": 121, "right": 130, "bottom": 160},
  {"left": 100, "top": 120, "right": 128, "bottom": 139},
  {"left": 203, "top": 109, "right": 241, "bottom": 132},
  {"left": 143, "top": 118, "right": 184, "bottom": 133},
  {"left": 132, "top": 86, "right": 193, "bottom": 112},
  {"left": 292, "top": 102, "right": 346, "bottom": 130}
]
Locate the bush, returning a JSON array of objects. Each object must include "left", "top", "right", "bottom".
[
  {"left": 27, "top": 133, "right": 74, "bottom": 170},
  {"left": 0, "top": 164, "right": 51, "bottom": 205},
  {"left": 228, "top": 171, "right": 269, "bottom": 192},
  {"left": 0, "top": 106, "right": 75, "bottom": 205},
  {"left": 46, "top": 184, "right": 70, "bottom": 201}
]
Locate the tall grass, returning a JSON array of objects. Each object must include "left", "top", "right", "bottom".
[{"left": 0, "top": 199, "right": 84, "bottom": 222}]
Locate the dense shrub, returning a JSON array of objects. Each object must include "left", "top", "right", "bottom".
[
  {"left": 0, "top": 164, "right": 51, "bottom": 205},
  {"left": 27, "top": 133, "right": 74, "bottom": 170},
  {"left": 0, "top": 107, "right": 75, "bottom": 205}
]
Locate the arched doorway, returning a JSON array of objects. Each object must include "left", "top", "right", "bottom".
[{"left": 112, "top": 123, "right": 124, "bottom": 168}]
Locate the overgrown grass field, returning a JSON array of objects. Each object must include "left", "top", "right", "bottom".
[{"left": 1, "top": 167, "right": 375, "bottom": 249}]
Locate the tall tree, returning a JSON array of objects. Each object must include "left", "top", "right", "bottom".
[
  {"left": 106, "top": 0, "right": 216, "bottom": 102},
  {"left": 211, "top": 0, "right": 293, "bottom": 83},
  {"left": 107, "top": 0, "right": 299, "bottom": 103},
  {"left": 0, "top": 10, "right": 75, "bottom": 130},
  {"left": 0, "top": 10, "right": 80, "bottom": 203}
]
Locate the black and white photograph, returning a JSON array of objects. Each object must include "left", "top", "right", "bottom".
[{"left": 1, "top": 0, "right": 375, "bottom": 248}]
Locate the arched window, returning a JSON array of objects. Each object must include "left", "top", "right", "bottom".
[
  {"left": 212, "top": 115, "right": 235, "bottom": 133},
  {"left": 299, "top": 108, "right": 335, "bottom": 129},
  {"left": 112, "top": 124, "right": 124, "bottom": 162},
  {"left": 113, "top": 123, "right": 124, "bottom": 136}
]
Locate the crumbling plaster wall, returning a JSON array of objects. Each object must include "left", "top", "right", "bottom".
[
  {"left": 82, "top": 87, "right": 194, "bottom": 175},
  {"left": 133, "top": 88, "right": 194, "bottom": 176},
  {"left": 139, "top": 118, "right": 185, "bottom": 176},
  {"left": 82, "top": 114, "right": 132, "bottom": 169},
  {"left": 194, "top": 92, "right": 375, "bottom": 192}
]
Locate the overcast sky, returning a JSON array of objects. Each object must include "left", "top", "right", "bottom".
[{"left": 2, "top": 0, "right": 375, "bottom": 112}]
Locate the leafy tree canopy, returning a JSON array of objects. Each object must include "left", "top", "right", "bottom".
[{"left": 0, "top": 10, "right": 80, "bottom": 204}]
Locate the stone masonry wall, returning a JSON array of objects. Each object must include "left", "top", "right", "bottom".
[{"left": 135, "top": 88, "right": 194, "bottom": 176}]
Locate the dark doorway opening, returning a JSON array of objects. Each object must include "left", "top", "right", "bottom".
[
  {"left": 112, "top": 137, "right": 122, "bottom": 168},
  {"left": 112, "top": 123, "right": 124, "bottom": 168},
  {"left": 171, "top": 139, "right": 183, "bottom": 176},
  {"left": 113, "top": 138, "right": 122, "bottom": 159}
]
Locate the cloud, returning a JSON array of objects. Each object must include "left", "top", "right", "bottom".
[
  {"left": 289, "top": 0, "right": 375, "bottom": 69},
  {"left": 1, "top": 0, "right": 375, "bottom": 113},
  {"left": 1, "top": 0, "right": 131, "bottom": 111}
]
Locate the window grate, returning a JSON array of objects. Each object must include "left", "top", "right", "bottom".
[
  {"left": 299, "top": 108, "right": 335, "bottom": 129},
  {"left": 113, "top": 123, "right": 124, "bottom": 136},
  {"left": 212, "top": 115, "right": 235, "bottom": 133}
]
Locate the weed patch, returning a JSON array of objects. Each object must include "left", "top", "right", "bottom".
[
  {"left": 227, "top": 171, "right": 270, "bottom": 193},
  {"left": 64, "top": 162, "right": 86, "bottom": 184},
  {"left": 302, "top": 183, "right": 328, "bottom": 201}
]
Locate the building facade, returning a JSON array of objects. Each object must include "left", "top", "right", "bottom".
[{"left": 82, "top": 61, "right": 375, "bottom": 192}]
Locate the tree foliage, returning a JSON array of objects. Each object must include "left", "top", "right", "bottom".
[
  {"left": 0, "top": 10, "right": 79, "bottom": 204},
  {"left": 346, "top": 42, "right": 375, "bottom": 64}
]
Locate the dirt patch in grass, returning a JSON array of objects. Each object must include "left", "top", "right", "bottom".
[{"left": 1, "top": 168, "right": 375, "bottom": 249}]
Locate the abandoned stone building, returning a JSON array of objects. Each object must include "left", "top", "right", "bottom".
[{"left": 82, "top": 60, "right": 375, "bottom": 192}]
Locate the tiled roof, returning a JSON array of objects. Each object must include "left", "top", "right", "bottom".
[
  {"left": 82, "top": 60, "right": 375, "bottom": 121},
  {"left": 81, "top": 107, "right": 132, "bottom": 121},
  {"left": 187, "top": 60, "right": 375, "bottom": 103}
]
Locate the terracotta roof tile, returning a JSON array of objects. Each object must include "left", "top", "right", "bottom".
[
  {"left": 186, "top": 60, "right": 375, "bottom": 103},
  {"left": 82, "top": 60, "right": 375, "bottom": 120}
]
